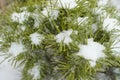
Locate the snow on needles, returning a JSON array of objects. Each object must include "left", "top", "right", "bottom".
[
  {"left": 55, "top": 29, "right": 77, "bottom": 44},
  {"left": 103, "top": 17, "right": 119, "bottom": 31},
  {"left": 111, "top": 0, "right": 120, "bottom": 10},
  {"left": 9, "top": 42, "right": 24, "bottom": 56},
  {"left": 77, "top": 38, "right": 106, "bottom": 67},
  {"left": 57, "top": 0, "right": 77, "bottom": 9},
  {"left": 30, "top": 32, "right": 44, "bottom": 45},
  {"left": 11, "top": 11, "right": 30, "bottom": 24},
  {"left": 28, "top": 65, "right": 40, "bottom": 80},
  {"left": 103, "top": 17, "right": 120, "bottom": 54},
  {"left": 77, "top": 17, "right": 89, "bottom": 25},
  {"left": 41, "top": 7, "right": 59, "bottom": 19},
  {"left": 0, "top": 56, "right": 21, "bottom": 80},
  {"left": 98, "top": 0, "right": 108, "bottom": 6}
]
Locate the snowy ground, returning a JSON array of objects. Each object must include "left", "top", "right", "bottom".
[{"left": 0, "top": 0, "right": 120, "bottom": 80}]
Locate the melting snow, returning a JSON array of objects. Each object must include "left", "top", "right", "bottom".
[
  {"left": 30, "top": 32, "right": 44, "bottom": 45},
  {"left": 9, "top": 42, "right": 24, "bottom": 56},
  {"left": 11, "top": 11, "right": 30, "bottom": 24},
  {"left": 28, "top": 65, "right": 40, "bottom": 80},
  {"left": 77, "top": 38, "right": 105, "bottom": 67},
  {"left": 57, "top": 0, "right": 77, "bottom": 9}
]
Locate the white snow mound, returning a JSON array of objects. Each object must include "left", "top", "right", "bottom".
[
  {"left": 55, "top": 29, "right": 73, "bottom": 44},
  {"left": 77, "top": 38, "right": 106, "bottom": 67},
  {"left": 9, "top": 42, "right": 24, "bottom": 56},
  {"left": 11, "top": 11, "right": 30, "bottom": 24},
  {"left": 30, "top": 32, "right": 44, "bottom": 45}
]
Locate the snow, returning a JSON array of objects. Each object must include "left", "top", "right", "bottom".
[
  {"left": 32, "top": 13, "right": 41, "bottom": 27},
  {"left": 11, "top": 11, "right": 30, "bottom": 24},
  {"left": 55, "top": 29, "right": 78, "bottom": 44},
  {"left": 96, "top": 73, "right": 111, "bottom": 80},
  {"left": 17, "top": 25, "right": 26, "bottom": 31},
  {"left": 98, "top": 0, "right": 108, "bottom": 6},
  {"left": 77, "top": 17, "right": 88, "bottom": 25},
  {"left": 57, "top": 0, "right": 77, "bottom": 9},
  {"left": 113, "top": 68, "right": 120, "bottom": 74},
  {"left": 41, "top": 7, "right": 59, "bottom": 19},
  {"left": 41, "top": 8, "right": 48, "bottom": 17},
  {"left": 103, "top": 17, "right": 120, "bottom": 31},
  {"left": 50, "top": 10, "right": 59, "bottom": 19},
  {"left": 92, "top": 23, "right": 98, "bottom": 32},
  {"left": 111, "top": 0, "right": 120, "bottom": 10},
  {"left": 103, "top": 17, "right": 120, "bottom": 54},
  {"left": 11, "top": 8, "right": 41, "bottom": 27},
  {"left": 93, "top": 7, "right": 107, "bottom": 17},
  {"left": 28, "top": 65, "right": 40, "bottom": 80},
  {"left": 9, "top": 42, "right": 24, "bottom": 56},
  {"left": 97, "top": 0, "right": 120, "bottom": 8},
  {"left": 30, "top": 32, "right": 44, "bottom": 45},
  {"left": 20, "top": 25, "right": 26, "bottom": 31},
  {"left": 112, "top": 36, "right": 120, "bottom": 54},
  {"left": 55, "top": 29, "right": 73, "bottom": 44},
  {"left": 77, "top": 38, "right": 106, "bottom": 67},
  {"left": 1, "top": 0, "right": 120, "bottom": 80},
  {"left": 0, "top": 56, "right": 21, "bottom": 80}
]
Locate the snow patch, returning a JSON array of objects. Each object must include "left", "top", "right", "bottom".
[
  {"left": 57, "top": 0, "right": 77, "bottom": 9},
  {"left": 30, "top": 32, "right": 44, "bottom": 45},
  {"left": 98, "top": 0, "right": 108, "bottom": 6},
  {"left": 0, "top": 55, "right": 21, "bottom": 80},
  {"left": 50, "top": 10, "right": 59, "bottom": 19},
  {"left": 94, "top": 7, "right": 107, "bottom": 15},
  {"left": 113, "top": 68, "right": 120, "bottom": 74},
  {"left": 77, "top": 17, "right": 88, "bottom": 25},
  {"left": 20, "top": 25, "right": 26, "bottom": 31},
  {"left": 112, "top": 36, "right": 120, "bottom": 54},
  {"left": 28, "top": 65, "right": 40, "bottom": 80},
  {"left": 96, "top": 73, "right": 110, "bottom": 80},
  {"left": 103, "top": 18, "right": 120, "bottom": 31},
  {"left": 92, "top": 23, "right": 98, "bottom": 32},
  {"left": 41, "top": 7, "right": 59, "bottom": 19},
  {"left": 9, "top": 42, "right": 24, "bottom": 56},
  {"left": 55, "top": 29, "right": 74, "bottom": 44},
  {"left": 17, "top": 25, "right": 26, "bottom": 31},
  {"left": 77, "top": 38, "right": 105, "bottom": 67},
  {"left": 32, "top": 13, "right": 41, "bottom": 27},
  {"left": 111, "top": 0, "right": 120, "bottom": 10},
  {"left": 11, "top": 11, "right": 30, "bottom": 24}
]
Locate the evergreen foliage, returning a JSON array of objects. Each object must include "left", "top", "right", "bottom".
[{"left": 0, "top": 0, "right": 120, "bottom": 80}]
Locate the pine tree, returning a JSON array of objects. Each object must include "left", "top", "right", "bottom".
[{"left": 0, "top": 0, "right": 120, "bottom": 80}]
